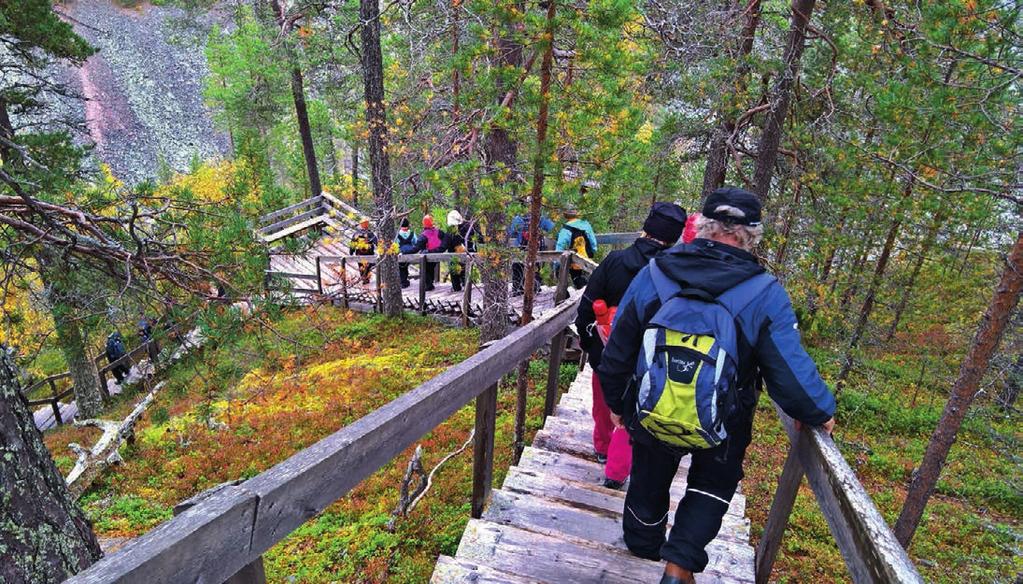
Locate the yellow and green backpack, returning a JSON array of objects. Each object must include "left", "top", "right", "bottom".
[{"left": 633, "top": 260, "right": 774, "bottom": 450}]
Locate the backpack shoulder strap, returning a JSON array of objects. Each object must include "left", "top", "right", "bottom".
[
  {"left": 647, "top": 258, "right": 682, "bottom": 305},
  {"left": 716, "top": 272, "right": 776, "bottom": 319}
]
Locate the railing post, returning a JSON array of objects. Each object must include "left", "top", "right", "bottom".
[
  {"left": 461, "top": 260, "right": 473, "bottom": 327},
  {"left": 341, "top": 258, "right": 350, "bottom": 309},
  {"left": 49, "top": 379, "right": 62, "bottom": 426},
  {"left": 315, "top": 256, "right": 323, "bottom": 296},
  {"left": 754, "top": 443, "right": 805, "bottom": 584},
  {"left": 419, "top": 255, "right": 428, "bottom": 316},
  {"left": 541, "top": 252, "right": 573, "bottom": 419},
  {"left": 374, "top": 258, "right": 383, "bottom": 313},
  {"left": 555, "top": 251, "right": 572, "bottom": 304},
  {"left": 471, "top": 382, "right": 498, "bottom": 519}
]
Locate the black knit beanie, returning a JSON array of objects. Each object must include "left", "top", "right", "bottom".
[{"left": 643, "top": 202, "right": 687, "bottom": 243}]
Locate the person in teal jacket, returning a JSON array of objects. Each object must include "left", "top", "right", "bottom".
[{"left": 555, "top": 207, "right": 598, "bottom": 288}]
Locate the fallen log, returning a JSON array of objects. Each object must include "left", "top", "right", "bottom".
[{"left": 65, "top": 382, "right": 165, "bottom": 498}]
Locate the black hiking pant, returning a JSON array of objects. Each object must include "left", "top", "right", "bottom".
[
  {"left": 622, "top": 405, "right": 754, "bottom": 573},
  {"left": 450, "top": 261, "right": 465, "bottom": 292},
  {"left": 399, "top": 263, "right": 410, "bottom": 288},
  {"left": 569, "top": 267, "right": 588, "bottom": 289},
  {"left": 511, "top": 262, "right": 542, "bottom": 295}
]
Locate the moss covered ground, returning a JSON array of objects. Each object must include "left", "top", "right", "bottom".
[{"left": 43, "top": 307, "right": 577, "bottom": 582}]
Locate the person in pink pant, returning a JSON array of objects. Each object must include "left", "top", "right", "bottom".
[
  {"left": 575, "top": 203, "right": 687, "bottom": 489},
  {"left": 591, "top": 371, "right": 632, "bottom": 484}
]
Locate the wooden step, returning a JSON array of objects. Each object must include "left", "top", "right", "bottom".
[
  {"left": 431, "top": 555, "right": 541, "bottom": 583},
  {"left": 450, "top": 519, "right": 753, "bottom": 584}
]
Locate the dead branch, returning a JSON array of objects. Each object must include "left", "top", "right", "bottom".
[{"left": 65, "top": 382, "right": 165, "bottom": 498}]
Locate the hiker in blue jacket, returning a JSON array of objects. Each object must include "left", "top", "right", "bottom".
[
  {"left": 395, "top": 218, "right": 417, "bottom": 288},
  {"left": 508, "top": 210, "right": 554, "bottom": 296},
  {"left": 596, "top": 187, "right": 836, "bottom": 584},
  {"left": 105, "top": 331, "right": 130, "bottom": 384},
  {"left": 555, "top": 207, "right": 598, "bottom": 288}
]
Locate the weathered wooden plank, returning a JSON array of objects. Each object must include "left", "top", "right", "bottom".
[
  {"left": 754, "top": 443, "right": 804, "bottom": 584},
  {"left": 773, "top": 404, "right": 923, "bottom": 584},
  {"left": 501, "top": 468, "right": 750, "bottom": 531},
  {"left": 66, "top": 486, "right": 257, "bottom": 584},
  {"left": 258, "top": 196, "right": 322, "bottom": 224},
  {"left": 532, "top": 415, "right": 603, "bottom": 461},
  {"left": 260, "top": 208, "right": 324, "bottom": 237},
  {"left": 431, "top": 555, "right": 542, "bottom": 584},
  {"left": 240, "top": 298, "right": 581, "bottom": 555},
  {"left": 483, "top": 488, "right": 751, "bottom": 555},
  {"left": 472, "top": 384, "right": 499, "bottom": 519},
  {"left": 595, "top": 232, "right": 641, "bottom": 246},
  {"left": 455, "top": 519, "right": 753, "bottom": 584}
]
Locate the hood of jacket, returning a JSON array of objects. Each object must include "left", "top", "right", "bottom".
[
  {"left": 654, "top": 238, "right": 765, "bottom": 296},
  {"left": 619, "top": 237, "right": 668, "bottom": 272}
]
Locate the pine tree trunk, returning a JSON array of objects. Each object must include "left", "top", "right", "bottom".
[
  {"left": 751, "top": 0, "right": 816, "bottom": 202},
  {"left": 351, "top": 145, "right": 359, "bottom": 205},
  {"left": 514, "top": 0, "right": 557, "bottom": 462},
  {"left": 360, "top": 0, "right": 403, "bottom": 317},
  {"left": 702, "top": 0, "right": 762, "bottom": 198},
  {"left": 885, "top": 210, "right": 945, "bottom": 341},
  {"left": 290, "top": 67, "right": 323, "bottom": 197},
  {"left": 479, "top": 10, "right": 525, "bottom": 343},
  {"left": 999, "top": 354, "right": 1023, "bottom": 411},
  {"left": 894, "top": 231, "right": 1023, "bottom": 546},
  {"left": 52, "top": 308, "right": 105, "bottom": 419},
  {"left": 0, "top": 348, "right": 102, "bottom": 582},
  {"left": 835, "top": 184, "right": 908, "bottom": 391}
]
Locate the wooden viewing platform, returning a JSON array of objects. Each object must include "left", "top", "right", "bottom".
[{"left": 433, "top": 366, "right": 755, "bottom": 583}]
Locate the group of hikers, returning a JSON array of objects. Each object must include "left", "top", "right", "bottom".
[
  {"left": 346, "top": 188, "right": 838, "bottom": 584},
  {"left": 103, "top": 315, "right": 161, "bottom": 386},
  {"left": 347, "top": 206, "right": 600, "bottom": 294},
  {"left": 573, "top": 186, "right": 836, "bottom": 584}
]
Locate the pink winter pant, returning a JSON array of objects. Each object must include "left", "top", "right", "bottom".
[{"left": 591, "top": 372, "right": 632, "bottom": 482}]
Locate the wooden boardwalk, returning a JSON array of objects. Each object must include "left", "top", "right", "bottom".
[
  {"left": 269, "top": 236, "right": 561, "bottom": 322},
  {"left": 433, "top": 367, "right": 755, "bottom": 583}
]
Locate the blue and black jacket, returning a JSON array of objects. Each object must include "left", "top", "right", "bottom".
[{"left": 596, "top": 239, "right": 836, "bottom": 427}]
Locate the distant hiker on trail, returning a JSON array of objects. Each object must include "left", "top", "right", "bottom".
[
  {"left": 576, "top": 202, "right": 686, "bottom": 490},
  {"left": 350, "top": 217, "right": 378, "bottom": 285},
  {"left": 105, "top": 331, "right": 130, "bottom": 384},
  {"left": 556, "top": 206, "right": 598, "bottom": 289},
  {"left": 508, "top": 207, "right": 554, "bottom": 296},
  {"left": 395, "top": 217, "right": 418, "bottom": 289},
  {"left": 415, "top": 214, "right": 446, "bottom": 292},
  {"left": 596, "top": 187, "right": 836, "bottom": 584},
  {"left": 138, "top": 315, "right": 159, "bottom": 365},
  {"left": 446, "top": 210, "right": 477, "bottom": 293}
]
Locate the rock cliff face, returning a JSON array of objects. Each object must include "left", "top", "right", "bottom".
[{"left": 62, "top": 0, "right": 230, "bottom": 184}]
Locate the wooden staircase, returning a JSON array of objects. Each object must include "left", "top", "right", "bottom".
[{"left": 432, "top": 367, "right": 755, "bottom": 583}]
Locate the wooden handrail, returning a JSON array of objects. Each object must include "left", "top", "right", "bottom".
[
  {"left": 66, "top": 295, "right": 581, "bottom": 583},
  {"left": 755, "top": 403, "right": 923, "bottom": 583},
  {"left": 257, "top": 196, "right": 323, "bottom": 225}
]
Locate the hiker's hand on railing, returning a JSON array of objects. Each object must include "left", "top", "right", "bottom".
[{"left": 794, "top": 417, "right": 836, "bottom": 435}]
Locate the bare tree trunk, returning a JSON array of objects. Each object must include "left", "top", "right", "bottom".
[
  {"left": 359, "top": 0, "right": 403, "bottom": 316},
  {"left": 894, "top": 231, "right": 1023, "bottom": 546},
  {"left": 268, "top": 0, "right": 323, "bottom": 199},
  {"left": 351, "top": 144, "right": 359, "bottom": 205},
  {"left": 479, "top": 9, "right": 525, "bottom": 343},
  {"left": 52, "top": 308, "right": 105, "bottom": 418},
  {"left": 751, "top": 0, "right": 816, "bottom": 202},
  {"left": 702, "top": 0, "right": 762, "bottom": 198},
  {"left": 999, "top": 353, "right": 1023, "bottom": 411},
  {"left": 835, "top": 183, "right": 909, "bottom": 391},
  {"left": 288, "top": 69, "right": 322, "bottom": 197},
  {"left": 513, "top": 0, "right": 557, "bottom": 462},
  {"left": 0, "top": 347, "right": 102, "bottom": 582},
  {"left": 35, "top": 252, "right": 105, "bottom": 418},
  {"left": 885, "top": 210, "right": 945, "bottom": 341}
]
